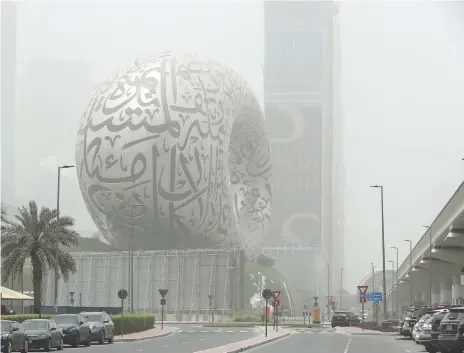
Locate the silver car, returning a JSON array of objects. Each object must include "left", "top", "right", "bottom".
[{"left": 417, "top": 316, "right": 434, "bottom": 343}]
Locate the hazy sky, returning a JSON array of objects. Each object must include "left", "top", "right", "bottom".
[{"left": 5, "top": 1, "right": 464, "bottom": 291}]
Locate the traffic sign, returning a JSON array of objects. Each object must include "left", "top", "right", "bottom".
[
  {"left": 373, "top": 300, "right": 379, "bottom": 305},
  {"left": 366, "top": 292, "right": 383, "bottom": 302},
  {"left": 262, "top": 289, "right": 273, "bottom": 300},
  {"left": 303, "top": 311, "right": 309, "bottom": 317},
  {"left": 357, "top": 286, "right": 368, "bottom": 294},
  {"left": 360, "top": 295, "right": 367, "bottom": 303},
  {"left": 118, "top": 289, "right": 128, "bottom": 300},
  {"left": 461, "top": 267, "right": 464, "bottom": 273},
  {"left": 327, "top": 296, "right": 333, "bottom": 303},
  {"left": 272, "top": 291, "right": 281, "bottom": 307},
  {"left": 313, "top": 296, "right": 319, "bottom": 302},
  {"left": 159, "top": 289, "right": 168, "bottom": 298}
]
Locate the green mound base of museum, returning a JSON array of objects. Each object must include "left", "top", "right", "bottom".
[{"left": 2, "top": 313, "right": 155, "bottom": 335}]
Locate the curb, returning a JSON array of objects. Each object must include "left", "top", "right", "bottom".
[
  {"left": 225, "top": 332, "right": 291, "bottom": 353},
  {"left": 115, "top": 328, "right": 179, "bottom": 342}
]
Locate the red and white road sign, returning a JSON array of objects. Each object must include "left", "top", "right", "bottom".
[
  {"left": 272, "top": 291, "right": 281, "bottom": 307},
  {"left": 327, "top": 296, "right": 333, "bottom": 303},
  {"left": 358, "top": 286, "right": 368, "bottom": 303}
]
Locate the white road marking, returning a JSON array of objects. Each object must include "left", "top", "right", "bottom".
[
  {"left": 188, "top": 331, "right": 194, "bottom": 333},
  {"left": 199, "top": 338, "right": 205, "bottom": 341},
  {"left": 214, "top": 330, "right": 221, "bottom": 333},
  {"left": 226, "top": 330, "right": 234, "bottom": 333},
  {"left": 201, "top": 330, "right": 207, "bottom": 333},
  {"left": 240, "top": 330, "right": 247, "bottom": 333},
  {"left": 182, "top": 341, "right": 188, "bottom": 344},
  {"left": 163, "top": 345, "right": 168, "bottom": 347},
  {"left": 343, "top": 336, "right": 352, "bottom": 353}
]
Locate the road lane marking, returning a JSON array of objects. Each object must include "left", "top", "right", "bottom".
[
  {"left": 240, "top": 330, "right": 247, "bottom": 333},
  {"left": 343, "top": 336, "right": 352, "bottom": 353},
  {"left": 201, "top": 330, "right": 207, "bottom": 333},
  {"left": 200, "top": 338, "right": 204, "bottom": 341},
  {"left": 214, "top": 330, "right": 221, "bottom": 333},
  {"left": 188, "top": 331, "right": 195, "bottom": 332},
  {"left": 163, "top": 345, "right": 168, "bottom": 347},
  {"left": 226, "top": 330, "right": 234, "bottom": 333}
]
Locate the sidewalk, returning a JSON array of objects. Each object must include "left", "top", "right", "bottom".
[
  {"left": 114, "top": 326, "right": 179, "bottom": 342},
  {"left": 336, "top": 327, "right": 397, "bottom": 336},
  {"left": 194, "top": 326, "right": 290, "bottom": 353}
]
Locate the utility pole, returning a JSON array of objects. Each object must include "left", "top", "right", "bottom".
[
  {"left": 423, "top": 225, "right": 433, "bottom": 306},
  {"left": 404, "top": 239, "right": 413, "bottom": 307},
  {"left": 327, "top": 264, "right": 330, "bottom": 322},
  {"left": 129, "top": 204, "right": 142, "bottom": 313},
  {"left": 340, "top": 268, "right": 344, "bottom": 310},
  {"left": 391, "top": 246, "right": 399, "bottom": 320}
]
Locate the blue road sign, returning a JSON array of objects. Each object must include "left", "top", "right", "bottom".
[
  {"left": 366, "top": 292, "right": 383, "bottom": 302},
  {"left": 373, "top": 300, "right": 379, "bottom": 305}
]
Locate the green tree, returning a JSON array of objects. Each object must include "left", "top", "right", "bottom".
[{"left": 1, "top": 201, "right": 80, "bottom": 313}]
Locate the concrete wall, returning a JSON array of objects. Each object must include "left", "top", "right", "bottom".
[{"left": 42, "top": 249, "right": 244, "bottom": 318}]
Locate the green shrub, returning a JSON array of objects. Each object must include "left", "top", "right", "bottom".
[
  {"left": 232, "top": 315, "right": 261, "bottom": 322},
  {"left": 111, "top": 314, "right": 155, "bottom": 335},
  {"left": 4, "top": 313, "right": 156, "bottom": 335},
  {"left": 3, "top": 314, "right": 52, "bottom": 322}
]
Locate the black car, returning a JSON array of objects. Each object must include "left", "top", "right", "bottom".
[
  {"left": 331, "top": 311, "right": 360, "bottom": 327},
  {"left": 437, "top": 306, "right": 464, "bottom": 353},
  {"left": 50, "top": 314, "right": 91, "bottom": 348},
  {"left": 430, "top": 310, "right": 449, "bottom": 352},
  {"left": 80, "top": 312, "right": 114, "bottom": 344},
  {"left": 20, "top": 319, "right": 63, "bottom": 351},
  {"left": 1, "top": 320, "right": 28, "bottom": 353},
  {"left": 456, "top": 318, "right": 464, "bottom": 352}
]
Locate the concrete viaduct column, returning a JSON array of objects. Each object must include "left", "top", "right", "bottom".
[
  {"left": 431, "top": 282, "right": 441, "bottom": 305},
  {"left": 440, "top": 278, "right": 452, "bottom": 304},
  {"left": 452, "top": 275, "right": 464, "bottom": 305}
]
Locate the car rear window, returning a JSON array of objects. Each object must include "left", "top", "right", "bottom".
[
  {"left": 334, "top": 312, "right": 347, "bottom": 316},
  {"left": 443, "top": 311, "right": 464, "bottom": 321}
]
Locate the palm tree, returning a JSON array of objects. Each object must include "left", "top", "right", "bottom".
[{"left": 1, "top": 201, "right": 80, "bottom": 313}]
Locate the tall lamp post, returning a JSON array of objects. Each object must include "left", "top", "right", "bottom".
[
  {"left": 404, "top": 239, "right": 413, "bottom": 307},
  {"left": 54, "top": 164, "right": 75, "bottom": 312},
  {"left": 327, "top": 263, "right": 331, "bottom": 321},
  {"left": 340, "top": 268, "right": 344, "bottom": 310},
  {"left": 423, "top": 225, "right": 433, "bottom": 306},
  {"left": 370, "top": 262, "right": 376, "bottom": 291},
  {"left": 389, "top": 260, "right": 394, "bottom": 315},
  {"left": 370, "top": 185, "right": 387, "bottom": 319},
  {"left": 129, "top": 204, "right": 142, "bottom": 313},
  {"left": 390, "top": 246, "right": 399, "bottom": 320}
]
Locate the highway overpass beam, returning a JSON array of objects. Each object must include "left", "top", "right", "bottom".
[{"left": 432, "top": 247, "right": 464, "bottom": 265}]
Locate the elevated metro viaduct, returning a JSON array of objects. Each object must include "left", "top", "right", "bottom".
[{"left": 386, "top": 181, "right": 464, "bottom": 312}]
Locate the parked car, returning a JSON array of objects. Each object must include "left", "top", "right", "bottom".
[
  {"left": 20, "top": 319, "right": 63, "bottom": 351},
  {"left": 437, "top": 306, "right": 464, "bottom": 353},
  {"left": 1, "top": 320, "right": 28, "bottom": 353},
  {"left": 50, "top": 314, "right": 91, "bottom": 348},
  {"left": 455, "top": 318, "right": 464, "bottom": 352},
  {"left": 430, "top": 310, "right": 449, "bottom": 352},
  {"left": 80, "top": 312, "right": 114, "bottom": 344},
  {"left": 413, "top": 310, "right": 443, "bottom": 342},
  {"left": 331, "top": 311, "right": 360, "bottom": 328}
]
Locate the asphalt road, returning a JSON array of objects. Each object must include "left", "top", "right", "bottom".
[
  {"left": 248, "top": 329, "right": 418, "bottom": 353},
  {"left": 66, "top": 325, "right": 260, "bottom": 353}
]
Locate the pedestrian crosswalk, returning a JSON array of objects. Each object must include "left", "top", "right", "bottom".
[{"left": 177, "top": 329, "right": 261, "bottom": 333}]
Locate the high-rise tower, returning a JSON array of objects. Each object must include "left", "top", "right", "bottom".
[
  {"left": 263, "top": 1, "right": 344, "bottom": 295},
  {"left": 1, "top": 1, "right": 17, "bottom": 204}
]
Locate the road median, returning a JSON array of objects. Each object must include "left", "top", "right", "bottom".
[
  {"left": 194, "top": 326, "right": 289, "bottom": 353},
  {"left": 114, "top": 326, "right": 179, "bottom": 342}
]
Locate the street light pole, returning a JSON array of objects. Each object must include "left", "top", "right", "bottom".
[
  {"left": 404, "top": 239, "right": 413, "bottom": 307},
  {"left": 370, "top": 185, "right": 387, "bottom": 319},
  {"left": 423, "top": 225, "right": 433, "bottom": 306},
  {"left": 391, "top": 246, "right": 399, "bottom": 320},
  {"left": 327, "top": 264, "right": 330, "bottom": 321},
  {"left": 389, "top": 260, "right": 394, "bottom": 314},
  {"left": 54, "top": 164, "right": 75, "bottom": 312},
  {"left": 340, "top": 268, "right": 344, "bottom": 310},
  {"left": 129, "top": 204, "right": 142, "bottom": 313},
  {"left": 370, "top": 262, "right": 375, "bottom": 291}
]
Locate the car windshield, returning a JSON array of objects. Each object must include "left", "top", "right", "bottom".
[
  {"left": 420, "top": 313, "right": 432, "bottom": 321},
  {"left": 334, "top": 312, "right": 347, "bottom": 316},
  {"left": 82, "top": 314, "right": 102, "bottom": 322},
  {"left": 425, "top": 317, "right": 434, "bottom": 324},
  {"left": 21, "top": 321, "right": 48, "bottom": 330},
  {"left": 443, "top": 311, "right": 464, "bottom": 321},
  {"left": 51, "top": 315, "right": 78, "bottom": 324},
  {"left": 0, "top": 321, "right": 11, "bottom": 331}
]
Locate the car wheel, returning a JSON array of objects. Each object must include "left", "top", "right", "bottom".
[
  {"left": 107, "top": 331, "right": 114, "bottom": 344},
  {"left": 20, "top": 339, "right": 28, "bottom": 353},
  {"left": 98, "top": 331, "right": 105, "bottom": 345},
  {"left": 4, "top": 340, "right": 12, "bottom": 353},
  {"left": 44, "top": 339, "right": 51, "bottom": 352},
  {"left": 57, "top": 337, "right": 63, "bottom": 351},
  {"left": 71, "top": 334, "right": 80, "bottom": 348}
]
